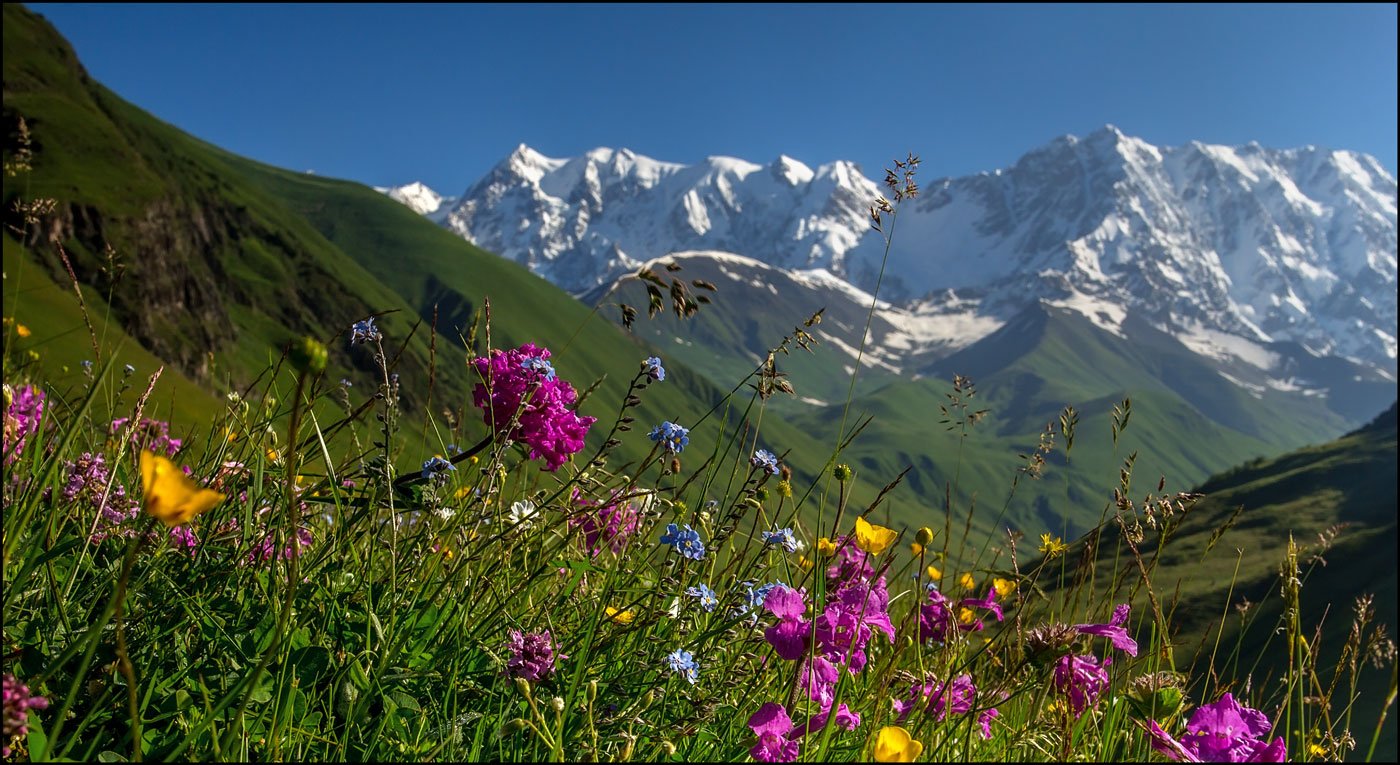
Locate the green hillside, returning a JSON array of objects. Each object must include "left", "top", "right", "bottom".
[{"left": 2, "top": 3, "right": 815, "bottom": 485}]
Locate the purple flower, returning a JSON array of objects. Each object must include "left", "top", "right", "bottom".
[
  {"left": 763, "top": 585, "right": 811, "bottom": 660},
  {"left": 570, "top": 490, "right": 643, "bottom": 556},
  {"left": 748, "top": 702, "right": 800, "bottom": 762},
  {"left": 471, "top": 343, "right": 596, "bottom": 471},
  {"left": 892, "top": 673, "right": 999, "bottom": 740},
  {"left": 506, "top": 629, "right": 565, "bottom": 683},
  {"left": 1074, "top": 603, "right": 1138, "bottom": 656},
  {"left": 3, "top": 385, "right": 45, "bottom": 463},
  {"left": 2, "top": 674, "right": 49, "bottom": 758},
  {"left": 1053, "top": 653, "right": 1112, "bottom": 717},
  {"left": 110, "top": 417, "right": 183, "bottom": 457},
  {"left": 1148, "top": 693, "right": 1286, "bottom": 763},
  {"left": 792, "top": 703, "right": 861, "bottom": 739}
]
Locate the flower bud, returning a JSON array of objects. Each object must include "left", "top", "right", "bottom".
[
  {"left": 290, "top": 336, "right": 328, "bottom": 375},
  {"left": 833, "top": 463, "right": 852, "bottom": 482},
  {"left": 916, "top": 526, "right": 935, "bottom": 546}
]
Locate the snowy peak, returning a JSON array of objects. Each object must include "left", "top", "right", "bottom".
[
  {"left": 375, "top": 181, "right": 453, "bottom": 219},
  {"left": 408, "top": 127, "right": 1396, "bottom": 383}
]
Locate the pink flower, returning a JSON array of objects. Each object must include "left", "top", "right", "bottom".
[
  {"left": 1074, "top": 603, "right": 1138, "bottom": 656},
  {"left": 2, "top": 674, "right": 49, "bottom": 758},
  {"left": 763, "top": 585, "right": 810, "bottom": 660},
  {"left": 471, "top": 344, "right": 596, "bottom": 471},
  {"left": 1148, "top": 693, "right": 1286, "bottom": 763},
  {"left": 748, "top": 702, "right": 800, "bottom": 762},
  {"left": 506, "top": 629, "right": 565, "bottom": 683},
  {"left": 3, "top": 385, "right": 45, "bottom": 464},
  {"left": 1053, "top": 653, "right": 1112, "bottom": 717}
]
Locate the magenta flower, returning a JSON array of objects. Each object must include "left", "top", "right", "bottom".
[
  {"left": 506, "top": 629, "right": 565, "bottom": 683},
  {"left": 892, "top": 673, "right": 998, "bottom": 740},
  {"left": 570, "top": 490, "right": 643, "bottom": 556},
  {"left": 813, "top": 576, "right": 895, "bottom": 674},
  {"left": 1148, "top": 693, "right": 1286, "bottom": 763},
  {"left": 959, "top": 588, "right": 1005, "bottom": 622},
  {"left": 110, "top": 416, "right": 183, "bottom": 457},
  {"left": 1053, "top": 653, "right": 1112, "bottom": 717},
  {"left": 920, "top": 584, "right": 997, "bottom": 642},
  {"left": 1074, "top": 603, "right": 1139, "bottom": 656},
  {"left": 2, "top": 674, "right": 49, "bottom": 758},
  {"left": 3, "top": 384, "right": 45, "bottom": 463},
  {"left": 471, "top": 343, "right": 596, "bottom": 471},
  {"left": 749, "top": 702, "right": 801, "bottom": 762},
  {"left": 764, "top": 585, "right": 811, "bottom": 660},
  {"left": 792, "top": 703, "right": 861, "bottom": 739}
]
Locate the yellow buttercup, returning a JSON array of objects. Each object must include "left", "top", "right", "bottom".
[
  {"left": 873, "top": 726, "right": 923, "bottom": 762},
  {"left": 141, "top": 451, "right": 225, "bottom": 527},
  {"left": 853, "top": 516, "right": 897, "bottom": 556}
]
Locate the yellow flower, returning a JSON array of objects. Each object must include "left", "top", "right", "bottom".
[
  {"left": 140, "top": 451, "right": 225, "bottom": 527},
  {"left": 604, "top": 606, "right": 634, "bottom": 625},
  {"left": 958, "top": 607, "right": 978, "bottom": 625},
  {"left": 1039, "top": 532, "right": 1068, "bottom": 558},
  {"left": 798, "top": 556, "right": 814, "bottom": 570},
  {"left": 1308, "top": 743, "right": 1327, "bottom": 758},
  {"left": 993, "top": 577, "right": 1017, "bottom": 599},
  {"left": 16, "top": 324, "right": 31, "bottom": 338},
  {"left": 854, "top": 516, "right": 897, "bottom": 556},
  {"left": 816, "top": 537, "right": 837, "bottom": 557},
  {"left": 958, "top": 572, "right": 976, "bottom": 591},
  {"left": 265, "top": 448, "right": 280, "bottom": 463},
  {"left": 925, "top": 564, "right": 942, "bottom": 581},
  {"left": 873, "top": 726, "right": 923, "bottom": 762},
  {"left": 910, "top": 542, "right": 924, "bottom": 556},
  {"left": 915, "top": 526, "right": 935, "bottom": 546}
]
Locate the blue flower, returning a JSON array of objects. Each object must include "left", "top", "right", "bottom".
[
  {"left": 643, "top": 356, "right": 666, "bottom": 382},
  {"left": 685, "top": 583, "right": 719, "bottom": 613},
  {"left": 751, "top": 448, "right": 780, "bottom": 475},
  {"left": 649, "top": 421, "right": 690, "bottom": 454},
  {"left": 122, "top": 364, "right": 136, "bottom": 375},
  {"left": 421, "top": 455, "right": 455, "bottom": 482},
  {"left": 762, "top": 527, "right": 799, "bottom": 554},
  {"left": 339, "top": 378, "right": 353, "bottom": 388},
  {"left": 350, "top": 317, "right": 382, "bottom": 346},
  {"left": 660, "top": 523, "right": 706, "bottom": 560},
  {"left": 521, "top": 355, "right": 556, "bottom": 381},
  {"left": 666, "top": 648, "right": 698, "bottom": 684},
  {"left": 734, "top": 580, "right": 787, "bottom": 622}
]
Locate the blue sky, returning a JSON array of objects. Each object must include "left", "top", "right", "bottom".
[{"left": 26, "top": 3, "right": 1398, "bottom": 194}]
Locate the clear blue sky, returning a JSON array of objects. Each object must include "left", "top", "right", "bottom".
[{"left": 24, "top": 3, "right": 1398, "bottom": 194}]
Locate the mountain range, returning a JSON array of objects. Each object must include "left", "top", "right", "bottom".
[{"left": 385, "top": 131, "right": 1397, "bottom": 427}]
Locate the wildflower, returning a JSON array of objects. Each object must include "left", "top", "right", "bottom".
[
  {"left": 349, "top": 316, "right": 381, "bottom": 345},
  {"left": 505, "top": 500, "right": 538, "bottom": 529},
  {"left": 110, "top": 417, "right": 182, "bottom": 457},
  {"left": 1053, "top": 653, "right": 1112, "bottom": 718},
  {"left": 506, "top": 630, "right": 564, "bottom": 683},
  {"left": 123, "top": 363, "right": 135, "bottom": 375},
  {"left": 1074, "top": 603, "right": 1139, "bottom": 656},
  {"left": 140, "top": 451, "right": 224, "bottom": 527},
  {"left": 604, "top": 606, "right": 634, "bottom": 625},
  {"left": 832, "top": 463, "right": 853, "bottom": 481},
  {"left": 648, "top": 420, "right": 690, "bottom": 454},
  {"left": 873, "top": 726, "right": 923, "bottom": 762},
  {"left": 893, "top": 673, "right": 997, "bottom": 738},
  {"left": 1023, "top": 622, "right": 1079, "bottom": 666},
  {"left": 926, "top": 564, "right": 942, "bottom": 581},
  {"left": 666, "top": 649, "right": 698, "bottom": 684},
  {"left": 659, "top": 523, "right": 706, "bottom": 560},
  {"left": 993, "top": 577, "right": 1017, "bottom": 599},
  {"left": 1147, "top": 692, "right": 1286, "bottom": 763},
  {"left": 3, "top": 384, "right": 45, "bottom": 463},
  {"left": 959, "top": 588, "right": 1006, "bottom": 626},
  {"left": 685, "top": 583, "right": 719, "bottom": 612},
  {"left": 339, "top": 377, "right": 353, "bottom": 388},
  {"left": 816, "top": 537, "right": 837, "bottom": 557},
  {"left": 643, "top": 356, "right": 666, "bottom": 381},
  {"left": 2, "top": 674, "right": 49, "bottom": 758},
  {"left": 1040, "top": 532, "right": 1068, "bottom": 557},
  {"left": 521, "top": 355, "right": 556, "bottom": 381},
  {"left": 751, "top": 448, "right": 780, "bottom": 475},
  {"left": 571, "top": 490, "right": 643, "bottom": 556},
  {"left": 853, "top": 516, "right": 897, "bottom": 555},
  {"left": 472, "top": 343, "right": 596, "bottom": 471},
  {"left": 421, "top": 455, "right": 455, "bottom": 482},
  {"left": 762, "top": 527, "right": 800, "bottom": 553},
  {"left": 910, "top": 541, "right": 924, "bottom": 556},
  {"left": 748, "top": 702, "right": 800, "bottom": 762},
  {"left": 958, "top": 572, "right": 976, "bottom": 591},
  {"left": 763, "top": 585, "right": 811, "bottom": 660},
  {"left": 915, "top": 526, "right": 935, "bottom": 546}
]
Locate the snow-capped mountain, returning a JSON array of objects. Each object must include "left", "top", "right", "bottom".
[
  {"left": 375, "top": 181, "right": 455, "bottom": 222},
  {"left": 405, "top": 127, "right": 1397, "bottom": 387}
]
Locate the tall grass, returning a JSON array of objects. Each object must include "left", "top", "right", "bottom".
[{"left": 2, "top": 156, "right": 1394, "bottom": 763}]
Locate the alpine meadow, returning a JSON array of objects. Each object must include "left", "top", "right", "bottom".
[{"left": 3, "top": 4, "right": 1397, "bottom": 763}]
